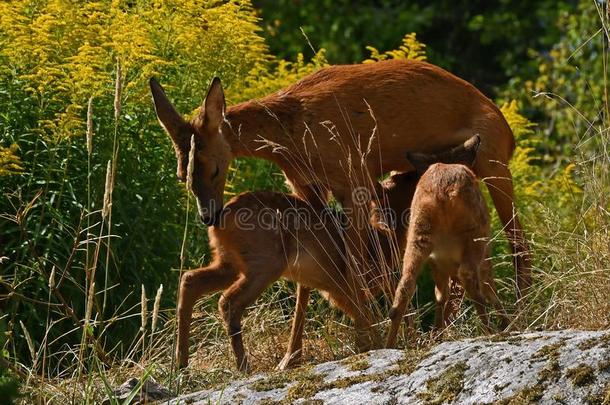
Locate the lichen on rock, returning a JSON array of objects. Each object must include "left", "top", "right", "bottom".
[{"left": 169, "top": 330, "right": 610, "bottom": 404}]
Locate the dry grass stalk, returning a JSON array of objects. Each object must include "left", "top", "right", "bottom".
[
  {"left": 48, "top": 266, "right": 56, "bottom": 290},
  {"left": 86, "top": 97, "right": 93, "bottom": 155},
  {"left": 141, "top": 284, "right": 148, "bottom": 332},
  {"left": 19, "top": 320, "right": 36, "bottom": 362},
  {"left": 186, "top": 134, "right": 196, "bottom": 191},
  {"left": 152, "top": 284, "right": 163, "bottom": 333},
  {"left": 102, "top": 160, "right": 114, "bottom": 219},
  {"left": 114, "top": 58, "right": 122, "bottom": 121},
  {"left": 85, "top": 282, "right": 95, "bottom": 327}
]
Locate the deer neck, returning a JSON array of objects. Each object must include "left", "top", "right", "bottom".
[{"left": 222, "top": 96, "right": 298, "bottom": 164}]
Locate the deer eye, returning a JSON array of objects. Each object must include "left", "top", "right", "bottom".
[{"left": 211, "top": 165, "right": 219, "bottom": 180}]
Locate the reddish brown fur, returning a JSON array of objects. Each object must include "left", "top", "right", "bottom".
[
  {"left": 385, "top": 163, "right": 510, "bottom": 348},
  {"left": 175, "top": 137, "right": 480, "bottom": 371},
  {"left": 176, "top": 175, "right": 410, "bottom": 372},
  {"left": 151, "top": 59, "right": 531, "bottom": 301}
]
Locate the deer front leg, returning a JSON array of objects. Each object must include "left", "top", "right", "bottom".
[
  {"left": 277, "top": 284, "right": 311, "bottom": 370},
  {"left": 176, "top": 262, "right": 237, "bottom": 368}
]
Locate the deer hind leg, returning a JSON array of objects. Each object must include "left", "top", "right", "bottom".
[
  {"left": 277, "top": 284, "right": 311, "bottom": 370},
  {"left": 386, "top": 236, "right": 433, "bottom": 349},
  {"left": 219, "top": 270, "right": 282, "bottom": 373},
  {"left": 430, "top": 260, "right": 452, "bottom": 331},
  {"left": 475, "top": 158, "right": 532, "bottom": 301},
  {"left": 458, "top": 256, "right": 493, "bottom": 334},
  {"left": 323, "top": 266, "right": 380, "bottom": 352},
  {"left": 444, "top": 277, "right": 465, "bottom": 327},
  {"left": 176, "top": 262, "right": 238, "bottom": 368}
]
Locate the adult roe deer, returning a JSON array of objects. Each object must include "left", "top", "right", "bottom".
[
  {"left": 150, "top": 59, "right": 531, "bottom": 310},
  {"left": 385, "top": 158, "right": 510, "bottom": 349},
  {"left": 175, "top": 136, "right": 481, "bottom": 372}
]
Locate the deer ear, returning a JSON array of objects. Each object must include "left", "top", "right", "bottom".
[
  {"left": 405, "top": 151, "right": 435, "bottom": 175},
  {"left": 406, "top": 134, "right": 481, "bottom": 174},
  {"left": 201, "top": 77, "right": 226, "bottom": 130},
  {"left": 150, "top": 78, "right": 189, "bottom": 147}
]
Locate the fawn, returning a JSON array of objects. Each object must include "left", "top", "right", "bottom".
[
  {"left": 176, "top": 136, "right": 481, "bottom": 372},
  {"left": 385, "top": 155, "right": 510, "bottom": 348}
]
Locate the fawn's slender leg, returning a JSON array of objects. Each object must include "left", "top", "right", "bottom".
[
  {"left": 386, "top": 236, "right": 432, "bottom": 348},
  {"left": 458, "top": 256, "right": 492, "bottom": 334},
  {"left": 430, "top": 261, "right": 451, "bottom": 330},
  {"left": 445, "top": 277, "right": 465, "bottom": 327},
  {"left": 277, "top": 284, "right": 311, "bottom": 370},
  {"left": 218, "top": 271, "right": 282, "bottom": 373},
  {"left": 325, "top": 274, "right": 379, "bottom": 352},
  {"left": 176, "top": 262, "right": 238, "bottom": 368}
]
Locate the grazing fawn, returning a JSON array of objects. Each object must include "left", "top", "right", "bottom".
[
  {"left": 177, "top": 137, "right": 481, "bottom": 372},
  {"left": 385, "top": 155, "right": 510, "bottom": 348},
  {"left": 151, "top": 59, "right": 531, "bottom": 305}
]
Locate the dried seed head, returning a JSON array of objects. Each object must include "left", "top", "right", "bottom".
[
  {"left": 140, "top": 284, "right": 147, "bottom": 331},
  {"left": 85, "top": 282, "right": 95, "bottom": 326},
  {"left": 151, "top": 284, "right": 163, "bottom": 333},
  {"left": 86, "top": 97, "right": 94, "bottom": 155},
  {"left": 102, "top": 160, "right": 114, "bottom": 219},
  {"left": 19, "top": 320, "right": 35, "bottom": 361},
  {"left": 48, "top": 266, "right": 56, "bottom": 290},
  {"left": 186, "top": 134, "right": 196, "bottom": 191},
  {"left": 114, "top": 58, "right": 122, "bottom": 121}
]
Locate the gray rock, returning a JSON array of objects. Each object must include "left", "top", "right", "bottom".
[
  {"left": 168, "top": 330, "right": 610, "bottom": 404},
  {"left": 103, "top": 376, "right": 172, "bottom": 404}
]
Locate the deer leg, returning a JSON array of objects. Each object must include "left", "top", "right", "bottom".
[
  {"left": 445, "top": 277, "right": 465, "bottom": 327},
  {"left": 386, "top": 237, "right": 432, "bottom": 348},
  {"left": 458, "top": 259, "right": 493, "bottom": 334},
  {"left": 219, "top": 271, "right": 282, "bottom": 373},
  {"left": 325, "top": 280, "right": 378, "bottom": 352},
  {"left": 477, "top": 161, "right": 531, "bottom": 301},
  {"left": 176, "top": 262, "right": 238, "bottom": 368},
  {"left": 277, "top": 284, "right": 311, "bottom": 370},
  {"left": 430, "top": 261, "right": 451, "bottom": 331}
]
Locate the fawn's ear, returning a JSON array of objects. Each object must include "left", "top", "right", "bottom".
[
  {"left": 150, "top": 78, "right": 189, "bottom": 147},
  {"left": 200, "top": 77, "right": 226, "bottom": 131},
  {"left": 406, "top": 134, "right": 481, "bottom": 174}
]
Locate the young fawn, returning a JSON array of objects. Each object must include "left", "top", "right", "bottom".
[
  {"left": 176, "top": 137, "right": 481, "bottom": 372},
  {"left": 385, "top": 155, "right": 510, "bottom": 348}
]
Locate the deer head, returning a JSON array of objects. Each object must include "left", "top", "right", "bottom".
[{"left": 150, "top": 77, "right": 232, "bottom": 226}]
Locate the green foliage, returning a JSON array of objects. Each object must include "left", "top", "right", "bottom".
[
  {"left": 254, "top": 0, "right": 578, "bottom": 93},
  {"left": 364, "top": 33, "right": 427, "bottom": 63},
  {"left": 0, "top": 0, "right": 273, "bottom": 368},
  {"left": 503, "top": 0, "right": 607, "bottom": 158},
  {"left": 502, "top": 100, "right": 581, "bottom": 219},
  {"left": 0, "top": 312, "right": 20, "bottom": 404}
]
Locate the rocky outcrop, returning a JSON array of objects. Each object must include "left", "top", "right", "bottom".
[{"left": 169, "top": 330, "right": 610, "bottom": 404}]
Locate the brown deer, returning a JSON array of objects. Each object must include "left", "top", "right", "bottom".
[
  {"left": 150, "top": 59, "right": 531, "bottom": 303},
  {"left": 176, "top": 136, "right": 481, "bottom": 372},
  {"left": 385, "top": 158, "right": 510, "bottom": 349}
]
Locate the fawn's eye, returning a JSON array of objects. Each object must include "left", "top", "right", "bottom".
[{"left": 211, "top": 165, "right": 219, "bottom": 180}]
